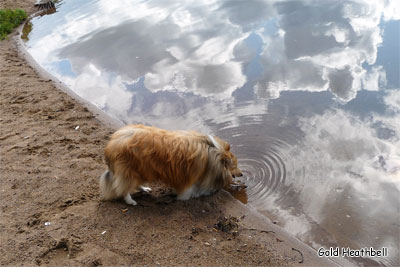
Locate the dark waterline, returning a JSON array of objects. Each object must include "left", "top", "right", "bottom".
[{"left": 24, "top": 0, "right": 400, "bottom": 265}]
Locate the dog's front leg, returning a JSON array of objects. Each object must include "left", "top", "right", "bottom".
[
  {"left": 139, "top": 186, "right": 152, "bottom": 193},
  {"left": 124, "top": 193, "right": 137, "bottom": 205}
]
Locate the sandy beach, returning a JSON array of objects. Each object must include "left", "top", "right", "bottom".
[{"left": 0, "top": 1, "right": 341, "bottom": 266}]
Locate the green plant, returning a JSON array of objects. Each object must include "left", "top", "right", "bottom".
[{"left": 0, "top": 9, "right": 27, "bottom": 40}]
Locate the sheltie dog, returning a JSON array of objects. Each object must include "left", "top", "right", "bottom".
[{"left": 99, "top": 124, "right": 243, "bottom": 205}]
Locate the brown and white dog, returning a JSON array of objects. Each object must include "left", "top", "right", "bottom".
[{"left": 100, "top": 124, "right": 242, "bottom": 205}]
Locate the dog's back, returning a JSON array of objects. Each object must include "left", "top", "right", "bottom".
[{"left": 100, "top": 124, "right": 236, "bottom": 204}]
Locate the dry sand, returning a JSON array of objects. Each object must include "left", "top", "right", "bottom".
[{"left": 0, "top": 1, "right": 344, "bottom": 266}]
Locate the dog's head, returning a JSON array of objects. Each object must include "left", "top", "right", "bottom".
[{"left": 213, "top": 136, "right": 243, "bottom": 179}]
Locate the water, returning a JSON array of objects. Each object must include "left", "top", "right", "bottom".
[{"left": 24, "top": 0, "right": 400, "bottom": 265}]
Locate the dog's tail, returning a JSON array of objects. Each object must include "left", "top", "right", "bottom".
[{"left": 99, "top": 170, "right": 116, "bottom": 200}]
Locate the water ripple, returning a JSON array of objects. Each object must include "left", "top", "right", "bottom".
[
  {"left": 212, "top": 108, "right": 305, "bottom": 210},
  {"left": 235, "top": 137, "right": 303, "bottom": 207}
]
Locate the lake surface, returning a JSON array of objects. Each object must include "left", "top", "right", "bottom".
[{"left": 24, "top": 0, "right": 399, "bottom": 265}]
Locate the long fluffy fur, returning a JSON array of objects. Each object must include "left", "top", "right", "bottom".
[{"left": 99, "top": 124, "right": 242, "bottom": 204}]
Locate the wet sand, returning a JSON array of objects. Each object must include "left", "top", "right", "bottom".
[{"left": 0, "top": 1, "right": 344, "bottom": 266}]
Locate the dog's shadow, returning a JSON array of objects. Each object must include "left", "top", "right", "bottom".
[
  {"left": 96, "top": 184, "right": 225, "bottom": 226},
  {"left": 133, "top": 189, "right": 177, "bottom": 206}
]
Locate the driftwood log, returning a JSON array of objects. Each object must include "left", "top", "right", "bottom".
[{"left": 34, "top": 0, "right": 55, "bottom": 10}]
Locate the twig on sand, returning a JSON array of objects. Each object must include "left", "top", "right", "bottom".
[
  {"left": 240, "top": 227, "right": 275, "bottom": 234},
  {"left": 292, "top": 247, "right": 304, "bottom": 263},
  {"left": 137, "top": 203, "right": 152, "bottom": 207}
]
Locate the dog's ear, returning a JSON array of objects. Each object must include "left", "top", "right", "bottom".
[
  {"left": 221, "top": 152, "right": 232, "bottom": 167},
  {"left": 221, "top": 140, "right": 230, "bottom": 151},
  {"left": 225, "top": 143, "right": 230, "bottom": 151},
  {"left": 213, "top": 136, "right": 230, "bottom": 151}
]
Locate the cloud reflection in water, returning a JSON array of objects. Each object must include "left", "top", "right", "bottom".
[{"left": 24, "top": 0, "right": 399, "bottom": 265}]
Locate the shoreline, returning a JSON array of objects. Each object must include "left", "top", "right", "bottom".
[
  {"left": 15, "top": 11, "right": 123, "bottom": 131},
  {"left": 1, "top": 1, "right": 347, "bottom": 266}
]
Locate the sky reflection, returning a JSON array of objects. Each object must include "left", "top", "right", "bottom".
[{"left": 24, "top": 0, "right": 399, "bottom": 265}]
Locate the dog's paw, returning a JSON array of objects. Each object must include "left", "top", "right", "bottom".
[
  {"left": 125, "top": 198, "right": 137, "bottom": 206},
  {"left": 140, "top": 186, "right": 152, "bottom": 193},
  {"left": 124, "top": 193, "right": 137, "bottom": 206}
]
